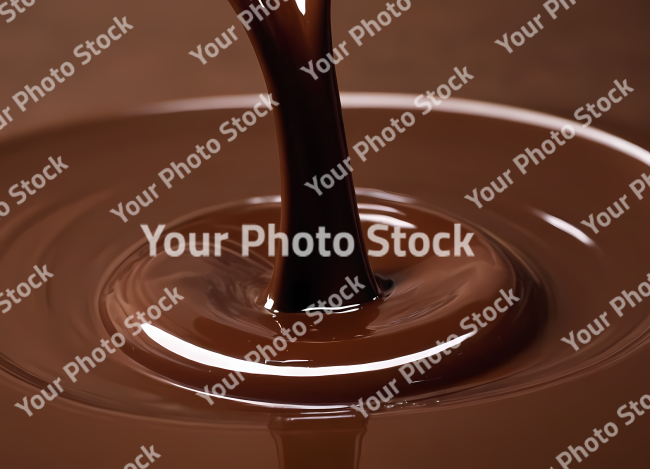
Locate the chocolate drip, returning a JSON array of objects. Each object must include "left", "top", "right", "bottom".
[
  {"left": 226, "top": 0, "right": 380, "bottom": 311},
  {"left": 269, "top": 412, "right": 367, "bottom": 469}
]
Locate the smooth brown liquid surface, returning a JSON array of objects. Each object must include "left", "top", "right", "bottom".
[
  {"left": 100, "top": 192, "right": 543, "bottom": 404},
  {"left": 1, "top": 101, "right": 650, "bottom": 467}
]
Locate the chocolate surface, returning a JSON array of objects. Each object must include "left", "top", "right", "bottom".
[{"left": 1, "top": 98, "right": 650, "bottom": 467}]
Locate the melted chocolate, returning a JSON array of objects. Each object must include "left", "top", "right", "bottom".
[
  {"left": 99, "top": 193, "right": 544, "bottom": 404},
  {"left": 1, "top": 99, "right": 649, "bottom": 468},
  {"left": 1, "top": 2, "right": 649, "bottom": 467},
  {"left": 226, "top": 0, "right": 379, "bottom": 312}
]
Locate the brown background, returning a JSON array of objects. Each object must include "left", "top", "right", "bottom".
[{"left": 0, "top": 0, "right": 648, "bottom": 147}]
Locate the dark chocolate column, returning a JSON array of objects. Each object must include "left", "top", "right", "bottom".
[{"left": 226, "top": 0, "right": 380, "bottom": 311}]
